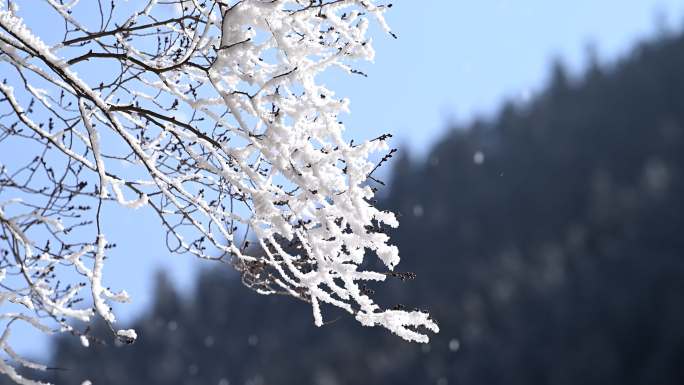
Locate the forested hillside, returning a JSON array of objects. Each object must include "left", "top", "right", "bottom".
[{"left": 32, "top": 29, "right": 684, "bottom": 385}]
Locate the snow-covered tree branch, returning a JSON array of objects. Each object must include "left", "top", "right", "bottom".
[{"left": 0, "top": 0, "right": 437, "bottom": 382}]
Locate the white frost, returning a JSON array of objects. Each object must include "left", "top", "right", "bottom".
[{"left": 0, "top": 1, "right": 437, "bottom": 383}]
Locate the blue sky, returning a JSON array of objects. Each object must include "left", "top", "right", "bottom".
[
  {"left": 337, "top": 0, "right": 684, "bottom": 155},
  {"left": 10, "top": 0, "right": 684, "bottom": 358}
]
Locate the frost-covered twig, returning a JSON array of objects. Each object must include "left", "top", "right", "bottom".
[{"left": 0, "top": 1, "right": 437, "bottom": 383}]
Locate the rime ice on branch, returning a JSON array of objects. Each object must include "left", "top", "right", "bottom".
[{"left": 0, "top": 0, "right": 437, "bottom": 382}]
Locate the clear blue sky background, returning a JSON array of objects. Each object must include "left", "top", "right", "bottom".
[{"left": 12, "top": 0, "right": 684, "bottom": 358}]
